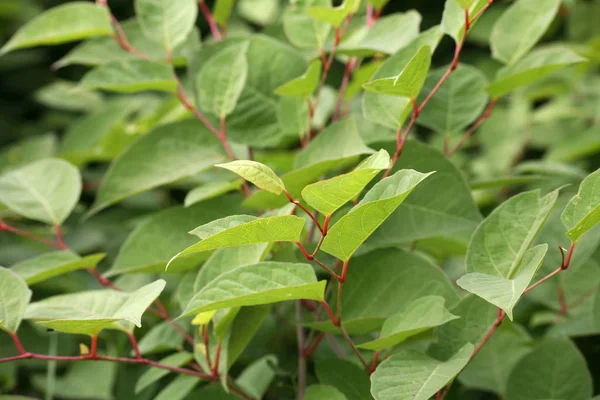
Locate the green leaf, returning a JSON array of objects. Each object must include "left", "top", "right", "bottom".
[
  {"left": 416, "top": 64, "right": 489, "bottom": 136},
  {"left": 274, "top": 59, "right": 322, "bottom": 98},
  {"left": 337, "top": 11, "right": 422, "bottom": 56},
  {"left": 213, "top": 0, "right": 235, "bottom": 25},
  {"left": 11, "top": 251, "right": 105, "bottom": 285},
  {"left": 32, "top": 361, "right": 116, "bottom": 400},
  {"left": 370, "top": 344, "right": 473, "bottom": 400},
  {"left": 307, "top": 249, "right": 459, "bottom": 334},
  {"left": 303, "top": 385, "right": 347, "bottom": 400},
  {"left": 154, "top": 375, "right": 200, "bottom": 400},
  {"left": 453, "top": 0, "right": 473, "bottom": 8},
  {"left": 135, "top": 352, "right": 193, "bottom": 393},
  {"left": 79, "top": 60, "right": 177, "bottom": 93},
  {"left": 236, "top": 355, "right": 278, "bottom": 400},
  {"left": 54, "top": 20, "right": 200, "bottom": 69},
  {"left": 321, "top": 169, "right": 433, "bottom": 260},
  {"left": 197, "top": 42, "right": 249, "bottom": 118},
  {"left": 467, "top": 189, "right": 558, "bottom": 279},
  {"left": 459, "top": 322, "right": 532, "bottom": 396},
  {"left": 0, "top": 267, "right": 31, "bottom": 333},
  {"left": 486, "top": 47, "right": 588, "bottom": 98},
  {"left": 316, "top": 360, "right": 371, "bottom": 400},
  {"left": 88, "top": 120, "right": 226, "bottom": 215},
  {"left": 458, "top": 244, "right": 548, "bottom": 319},
  {"left": 283, "top": 1, "right": 331, "bottom": 50},
  {"left": 108, "top": 198, "right": 242, "bottom": 276},
  {"left": 491, "top": 0, "right": 561, "bottom": 64},
  {"left": 441, "top": 0, "right": 490, "bottom": 43},
  {"left": 0, "top": 158, "right": 81, "bottom": 225},
  {"left": 169, "top": 215, "right": 304, "bottom": 266},
  {"left": 305, "top": 0, "right": 359, "bottom": 28},
  {"left": 24, "top": 280, "right": 166, "bottom": 335},
  {"left": 184, "top": 180, "right": 243, "bottom": 207},
  {"left": 505, "top": 338, "right": 592, "bottom": 400},
  {"left": 301, "top": 150, "right": 391, "bottom": 216},
  {"left": 357, "top": 296, "right": 459, "bottom": 350},
  {"left": 135, "top": 0, "right": 198, "bottom": 51},
  {"left": 216, "top": 160, "right": 285, "bottom": 195},
  {"left": 0, "top": 134, "right": 57, "bottom": 174},
  {"left": 35, "top": 81, "right": 103, "bottom": 112},
  {"left": 0, "top": 2, "right": 112, "bottom": 55},
  {"left": 181, "top": 262, "right": 325, "bottom": 316},
  {"left": 295, "top": 117, "right": 374, "bottom": 169},
  {"left": 561, "top": 169, "right": 600, "bottom": 242},
  {"left": 362, "top": 46, "right": 432, "bottom": 99},
  {"left": 277, "top": 97, "right": 310, "bottom": 140},
  {"left": 362, "top": 26, "right": 443, "bottom": 130},
  {"left": 136, "top": 320, "right": 189, "bottom": 355}
]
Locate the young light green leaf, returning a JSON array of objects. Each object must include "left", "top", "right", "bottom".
[
  {"left": 561, "top": 169, "right": 600, "bottom": 243},
  {"left": 491, "top": 0, "right": 561, "bottom": 64},
  {"left": 11, "top": 251, "right": 106, "bottom": 285},
  {"left": 466, "top": 189, "right": 558, "bottom": 278},
  {"left": 184, "top": 180, "right": 243, "bottom": 207},
  {"left": 0, "top": 2, "right": 112, "bottom": 55},
  {"left": 358, "top": 296, "right": 458, "bottom": 350},
  {"left": 458, "top": 244, "right": 548, "bottom": 320},
  {"left": 316, "top": 360, "right": 371, "bottom": 400},
  {"left": 303, "top": 385, "right": 347, "bottom": 400},
  {"left": 274, "top": 59, "right": 322, "bottom": 98},
  {"left": 0, "top": 267, "right": 32, "bottom": 333},
  {"left": 283, "top": 2, "right": 331, "bottom": 50},
  {"left": 25, "top": 280, "right": 166, "bottom": 335},
  {"left": 362, "top": 26, "right": 443, "bottom": 130},
  {"left": 135, "top": 352, "right": 193, "bottom": 393},
  {"left": 301, "top": 150, "right": 391, "bottom": 216},
  {"left": 88, "top": 120, "right": 226, "bottom": 216},
  {"left": 416, "top": 64, "right": 489, "bottom": 136},
  {"left": 213, "top": 0, "right": 235, "bottom": 25},
  {"left": 216, "top": 160, "right": 285, "bottom": 194},
  {"left": 305, "top": 0, "right": 359, "bottom": 28},
  {"left": 337, "top": 11, "right": 421, "bottom": 56},
  {"left": 168, "top": 215, "right": 304, "bottom": 266},
  {"left": 486, "top": 47, "right": 588, "bottom": 98},
  {"left": 79, "top": 59, "right": 177, "bottom": 93},
  {"left": 441, "top": 0, "right": 490, "bottom": 43},
  {"left": 181, "top": 262, "right": 326, "bottom": 316},
  {"left": 135, "top": 0, "right": 198, "bottom": 51},
  {"left": 197, "top": 42, "right": 250, "bottom": 118},
  {"left": 370, "top": 344, "right": 474, "bottom": 400},
  {"left": 362, "top": 46, "right": 432, "bottom": 99},
  {"left": 0, "top": 158, "right": 81, "bottom": 225},
  {"left": 505, "top": 338, "right": 592, "bottom": 400},
  {"left": 321, "top": 169, "right": 433, "bottom": 261},
  {"left": 453, "top": 0, "right": 473, "bottom": 8}
]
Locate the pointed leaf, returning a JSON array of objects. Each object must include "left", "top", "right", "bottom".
[
  {"left": 0, "top": 158, "right": 81, "bottom": 225},
  {"left": 466, "top": 189, "right": 558, "bottom": 278},
  {"left": 505, "top": 338, "right": 592, "bottom": 400},
  {"left": 11, "top": 251, "right": 106, "bottom": 285},
  {"left": 357, "top": 296, "right": 459, "bottom": 350},
  {"left": 458, "top": 244, "right": 548, "bottom": 319},
  {"left": 169, "top": 215, "right": 304, "bottom": 266},
  {"left": 79, "top": 59, "right": 177, "bottom": 93},
  {"left": 274, "top": 59, "right": 322, "bottom": 98},
  {"left": 370, "top": 344, "right": 473, "bottom": 400},
  {"left": 491, "top": 0, "right": 561, "bottom": 64},
  {"left": 0, "top": 2, "right": 112, "bottom": 55},
  {"left": 561, "top": 169, "right": 600, "bottom": 242},
  {"left": 321, "top": 169, "right": 433, "bottom": 260},
  {"left": 135, "top": 0, "right": 198, "bottom": 51},
  {"left": 88, "top": 120, "right": 226, "bottom": 215},
  {"left": 0, "top": 267, "right": 32, "bottom": 333},
  {"left": 213, "top": 0, "right": 235, "bottom": 25},
  {"left": 181, "top": 262, "right": 326, "bottom": 316},
  {"left": 25, "top": 280, "right": 166, "bottom": 335},
  {"left": 301, "top": 150, "right": 391, "bottom": 216},
  {"left": 486, "top": 47, "right": 588, "bottom": 98},
  {"left": 362, "top": 46, "right": 432, "bottom": 99},
  {"left": 216, "top": 160, "right": 285, "bottom": 194},
  {"left": 305, "top": 0, "right": 359, "bottom": 28},
  {"left": 135, "top": 352, "right": 193, "bottom": 393},
  {"left": 197, "top": 42, "right": 249, "bottom": 118}
]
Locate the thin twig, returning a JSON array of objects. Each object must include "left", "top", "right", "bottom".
[
  {"left": 0, "top": 221, "right": 62, "bottom": 249},
  {"left": 198, "top": 0, "right": 222, "bottom": 41}
]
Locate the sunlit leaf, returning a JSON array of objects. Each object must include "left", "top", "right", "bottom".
[{"left": 216, "top": 160, "right": 285, "bottom": 194}]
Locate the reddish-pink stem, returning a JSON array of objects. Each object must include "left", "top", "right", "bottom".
[
  {"left": 90, "top": 336, "right": 98, "bottom": 359},
  {"left": 127, "top": 332, "right": 142, "bottom": 360},
  {"left": 53, "top": 224, "right": 68, "bottom": 250},
  {"left": 198, "top": 1, "right": 222, "bottom": 41},
  {"left": 211, "top": 340, "right": 222, "bottom": 377},
  {"left": 339, "top": 259, "right": 349, "bottom": 283},
  {"left": 369, "top": 350, "right": 380, "bottom": 375},
  {"left": 10, "top": 332, "right": 27, "bottom": 355},
  {"left": 446, "top": 99, "right": 497, "bottom": 156},
  {"left": 320, "top": 301, "right": 339, "bottom": 326},
  {"left": 471, "top": 308, "right": 505, "bottom": 360},
  {"left": 332, "top": 58, "right": 358, "bottom": 122},
  {"left": 0, "top": 221, "right": 62, "bottom": 248},
  {"left": 202, "top": 326, "right": 213, "bottom": 369},
  {"left": 285, "top": 191, "right": 324, "bottom": 234},
  {"left": 523, "top": 243, "right": 576, "bottom": 295}
]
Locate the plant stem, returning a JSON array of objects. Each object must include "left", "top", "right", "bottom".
[
  {"left": 296, "top": 301, "right": 307, "bottom": 400},
  {"left": 339, "top": 325, "right": 370, "bottom": 370},
  {"left": 211, "top": 340, "right": 222, "bottom": 377},
  {"left": 523, "top": 243, "right": 576, "bottom": 294},
  {"left": 127, "top": 332, "right": 142, "bottom": 360},
  {"left": 202, "top": 325, "right": 213, "bottom": 369},
  {"left": 332, "top": 57, "right": 358, "bottom": 122},
  {"left": 0, "top": 221, "right": 62, "bottom": 249},
  {"left": 198, "top": 0, "right": 222, "bottom": 41},
  {"left": 446, "top": 99, "right": 497, "bottom": 157},
  {"left": 470, "top": 308, "right": 505, "bottom": 360},
  {"left": 284, "top": 191, "right": 324, "bottom": 234}
]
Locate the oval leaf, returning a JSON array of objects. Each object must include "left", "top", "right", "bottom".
[
  {"left": 0, "top": 158, "right": 81, "bottom": 225},
  {"left": 216, "top": 160, "right": 285, "bottom": 194}
]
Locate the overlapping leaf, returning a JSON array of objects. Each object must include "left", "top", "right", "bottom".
[
  {"left": 11, "top": 251, "right": 105, "bottom": 285},
  {"left": 0, "top": 267, "right": 32, "bottom": 333},
  {"left": 135, "top": 0, "right": 198, "bottom": 51},
  {"left": 561, "top": 168, "right": 600, "bottom": 242},
  {"left": 274, "top": 59, "right": 322, "bottom": 98}
]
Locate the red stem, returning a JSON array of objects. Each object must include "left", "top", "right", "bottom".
[
  {"left": 303, "top": 332, "right": 325, "bottom": 358},
  {"left": 369, "top": 350, "right": 380, "bottom": 375},
  {"left": 523, "top": 243, "right": 576, "bottom": 295},
  {"left": 470, "top": 308, "right": 505, "bottom": 360},
  {"left": 332, "top": 58, "right": 358, "bottom": 122},
  {"left": 90, "top": 336, "right": 98, "bottom": 359},
  {"left": 10, "top": 332, "right": 27, "bottom": 355},
  {"left": 320, "top": 301, "right": 339, "bottom": 326},
  {"left": 203, "top": 326, "right": 213, "bottom": 369},
  {"left": 339, "top": 259, "right": 349, "bottom": 283},
  {"left": 446, "top": 99, "right": 497, "bottom": 157},
  {"left": 285, "top": 191, "right": 324, "bottom": 234},
  {"left": 127, "top": 332, "right": 142, "bottom": 360},
  {"left": 0, "top": 221, "right": 62, "bottom": 249},
  {"left": 211, "top": 340, "right": 222, "bottom": 377},
  {"left": 198, "top": 1, "right": 222, "bottom": 41},
  {"left": 53, "top": 224, "right": 68, "bottom": 250}
]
